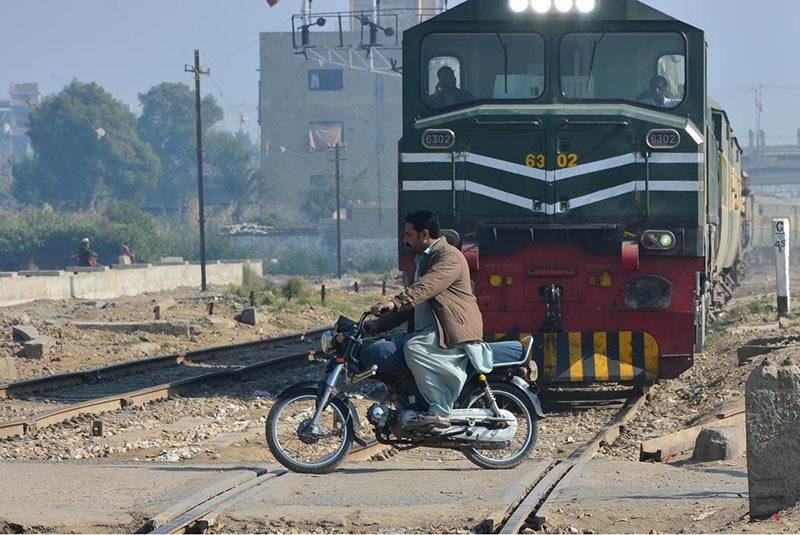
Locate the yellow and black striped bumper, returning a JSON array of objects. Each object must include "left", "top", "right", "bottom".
[{"left": 493, "top": 331, "right": 659, "bottom": 383}]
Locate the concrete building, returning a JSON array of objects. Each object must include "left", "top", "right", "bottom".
[
  {"left": 742, "top": 129, "right": 800, "bottom": 197},
  {"left": 258, "top": 0, "right": 440, "bottom": 238},
  {"left": 0, "top": 82, "right": 40, "bottom": 175}
]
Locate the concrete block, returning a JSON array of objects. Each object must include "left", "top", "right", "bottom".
[
  {"left": 204, "top": 317, "right": 237, "bottom": 329},
  {"left": 692, "top": 423, "right": 746, "bottom": 462},
  {"left": 0, "top": 357, "right": 17, "bottom": 382},
  {"left": 67, "top": 266, "right": 109, "bottom": 273},
  {"left": 71, "top": 321, "right": 191, "bottom": 337},
  {"left": 746, "top": 356, "right": 800, "bottom": 518},
  {"left": 18, "top": 270, "right": 64, "bottom": 277},
  {"left": 236, "top": 307, "right": 258, "bottom": 325},
  {"left": 156, "top": 257, "right": 186, "bottom": 265},
  {"left": 110, "top": 263, "right": 149, "bottom": 270},
  {"left": 23, "top": 336, "right": 55, "bottom": 359},
  {"left": 12, "top": 325, "right": 40, "bottom": 342}
]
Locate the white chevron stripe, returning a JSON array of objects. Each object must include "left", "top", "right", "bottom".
[
  {"left": 568, "top": 182, "right": 639, "bottom": 209},
  {"left": 645, "top": 180, "right": 700, "bottom": 192},
  {"left": 555, "top": 153, "right": 637, "bottom": 181},
  {"left": 464, "top": 181, "right": 531, "bottom": 209},
  {"left": 463, "top": 153, "right": 547, "bottom": 180},
  {"left": 402, "top": 179, "right": 699, "bottom": 210},
  {"left": 401, "top": 151, "right": 702, "bottom": 183},
  {"left": 636, "top": 152, "right": 703, "bottom": 164},
  {"left": 400, "top": 153, "right": 453, "bottom": 164}
]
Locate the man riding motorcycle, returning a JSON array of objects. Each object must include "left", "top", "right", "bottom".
[{"left": 361, "top": 210, "right": 493, "bottom": 430}]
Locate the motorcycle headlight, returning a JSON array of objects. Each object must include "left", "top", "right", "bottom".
[{"left": 320, "top": 331, "right": 337, "bottom": 354}]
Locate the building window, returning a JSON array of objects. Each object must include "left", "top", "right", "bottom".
[
  {"left": 308, "top": 69, "right": 344, "bottom": 91},
  {"left": 309, "top": 121, "right": 343, "bottom": 151}
]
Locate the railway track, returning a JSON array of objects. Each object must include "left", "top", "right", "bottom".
[
  {"left": 137, "top": 441, "right": 387, "bottom": 535},
  {"left": 0, "top": 328, "right": 327, "bottom": 439},
  {"left": 480, "top": 388, "right": 650, "bottom": 533}
]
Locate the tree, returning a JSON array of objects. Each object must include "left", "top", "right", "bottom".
[
  {"left": 205, "top": 130, "right": 257, "bottom": 222},
  {"left": 13, "top": 80, "right": 161, "bottom": 209},
  {"left": 301, "top": 169, "right": 374, "bottom": 223},
  {"left": 137, "top": 82, "right": 223, "bottom": 202}
]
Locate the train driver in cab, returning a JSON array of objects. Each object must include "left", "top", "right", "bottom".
[
  {"left": 427, "top": 66, "right": 474, "bottom": 108},
  {"left": 640, "top": 75, "right": 680, "bottom": 108}
]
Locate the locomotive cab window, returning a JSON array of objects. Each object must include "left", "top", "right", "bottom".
[
  {"left": 559, "top": 32, "right": 686, "bottom": 109},
  {"left": 422, "top": 33, "right": 545, "bottom": 110}
]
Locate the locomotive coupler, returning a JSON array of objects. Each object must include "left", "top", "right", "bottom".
[{"left": 539, "top": 284, "right": 563, "bottom": 332}]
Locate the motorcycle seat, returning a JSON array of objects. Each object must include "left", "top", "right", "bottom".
[{"left": 489, "top": 337, "right": 533, "bottom": 368}]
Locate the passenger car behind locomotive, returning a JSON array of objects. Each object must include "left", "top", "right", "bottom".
[{"left": 397, "top": 0, "right": 746, "bottom": 385}]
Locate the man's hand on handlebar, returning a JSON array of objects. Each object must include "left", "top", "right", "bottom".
[
  {"left": 361, "top": 320, "right": 379, "bottom": 337},
  {"left": 370, "top": 301, "right": 396, "bottom": 317}
]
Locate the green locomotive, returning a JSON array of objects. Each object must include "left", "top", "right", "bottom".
[{"left": 397, "top": 0, "right": 745, "bottom": 384}]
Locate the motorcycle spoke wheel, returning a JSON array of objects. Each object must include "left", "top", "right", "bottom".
[
  {"left": 462, "top": 384, "right": 538, "bottom": 469},
  {"left": 266, "top": 393, "right": 352, "bottom": 474}
]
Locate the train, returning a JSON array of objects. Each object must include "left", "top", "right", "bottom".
[{"left": 395, "top": 0, "right": 750, "bottom": 385}]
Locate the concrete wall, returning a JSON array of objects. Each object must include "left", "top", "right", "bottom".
[{"left": 0, "top": 260, "right": 262, "bottom": 307}]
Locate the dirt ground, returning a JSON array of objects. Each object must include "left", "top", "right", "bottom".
[
  {"left": 0, "top": 278, "right": 389, "bottom": 382},
  {"left": 2, "top": 264, "right": 800, "bottom": 533}
]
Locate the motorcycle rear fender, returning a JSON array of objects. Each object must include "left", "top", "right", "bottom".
[
  {"left": 507, "top": 376, "right": 547, "bottom": 419},
  {"left": 276, "top": 381, "right": 365, "bottom": 441}
]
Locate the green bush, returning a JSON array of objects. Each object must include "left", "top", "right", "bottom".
[
  {"left": 0, "top": 204, "right": 165, "bottom": 271},
  {"left": 283, "top": 276, "right": 307, "bottom": 299}
]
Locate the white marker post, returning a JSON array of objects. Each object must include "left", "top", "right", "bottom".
[{"left": 773, "top": 218, "right": 791, "bottom": 317}]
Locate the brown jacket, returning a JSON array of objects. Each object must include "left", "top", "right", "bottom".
[{"left": 374, "top": 238, "right": 483, "bottom": 349}]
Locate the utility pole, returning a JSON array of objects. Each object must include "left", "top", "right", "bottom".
[
  {"left": 186, "top": 49, "right": 210, "bottom": 292},
  {"left": 334, "top": 142, "right": 344, "bottom": 279}
]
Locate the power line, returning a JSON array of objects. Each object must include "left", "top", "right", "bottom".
[{"left": 206, "top": 40, "right": 259, "bottom": 66}]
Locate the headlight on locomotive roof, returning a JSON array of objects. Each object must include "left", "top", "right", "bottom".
[
  {"left": 513, "top": 0, "right": 596, "bottom": 13},
  {"left": 641, "top": 230, "right": 677, "bottom": 251},
  {"left": 321, "top": 330, "right": 337, "bottom": 354},
  {"left": 531, "top": 0, "right": 551, "bottom": 13},
  {"left": 554, "top": 0, "right": 573, "bottom": 12}
]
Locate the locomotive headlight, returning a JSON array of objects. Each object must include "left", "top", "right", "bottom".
[
  {"left": 554, "top": 0, "right": 573, "bottom": 12},
  {"left": 531, "top": 0, "right": 551, "bottom": 13},
  {"left": 658, "top": 233, "right": 675, "bottom": 248},
  {"left": 509, "top": 0, "right": 529, "bottom": 12},
  {"left": 575, "top": 0, "right": 596, "bottom": 12}
]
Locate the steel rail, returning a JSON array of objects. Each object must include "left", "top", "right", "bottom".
[
  {"left": 140, "top": 442, "right": 386, "bottom": 534},
  {"left": 0, "top": 327, "right": 327, "bottom": 399},
  {"left": 483, "top": 390, "right": 651, "bottom": 533},
  {"left": 0, "top": 329, "right": 330, "bottom": 439}
]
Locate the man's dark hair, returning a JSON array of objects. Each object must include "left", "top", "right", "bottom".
[
  {"left": 406, "top": 211, "right": 441, "bottom": 239},
  {"left": 650, "top": 75, "right": 668, "bottom": 89}
]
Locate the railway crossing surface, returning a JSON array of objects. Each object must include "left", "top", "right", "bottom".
[{"left": 0, "top": 454, "right": 749, "bottom": 534}]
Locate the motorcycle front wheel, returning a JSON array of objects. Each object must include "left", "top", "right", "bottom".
[
  {"left": 265, "top": 389, "right": 354, "bottom": 474},
  {"left": 460, "top": 383, "right": 539, "bottom": 470}
]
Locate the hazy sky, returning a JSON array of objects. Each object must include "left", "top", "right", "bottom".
[{"left": 3, "top": 0, "right": 798, "bottom": 145}]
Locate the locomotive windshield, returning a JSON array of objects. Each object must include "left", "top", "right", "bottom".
[
  {"left": 559, "top": 32, "right": 686, "bottom": 108},
  {"left": 421, "top": 32, "right": 545, "bottom": 110}
]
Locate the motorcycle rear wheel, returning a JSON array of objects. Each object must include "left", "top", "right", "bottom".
[
  {"left": 460, "top": 383, "right": 539, "bottom": 470},
  {"left": 266, "top": 390, "right": 353, "bottom": 474}
]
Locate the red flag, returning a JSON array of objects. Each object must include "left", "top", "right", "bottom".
[{"left": 266, "top": 0, "right": 279, "bottom": 5}]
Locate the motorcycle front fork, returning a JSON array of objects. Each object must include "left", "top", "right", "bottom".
[{"left": 306, "top": 363, "right": 343, "bottom": 430}]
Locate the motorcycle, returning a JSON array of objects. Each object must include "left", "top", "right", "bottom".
[{"left": 265, "top": 312, "right": 545, "bottom": 474}]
